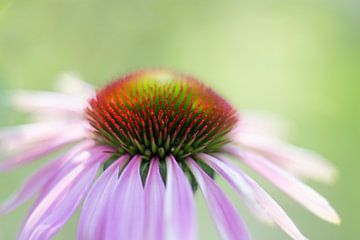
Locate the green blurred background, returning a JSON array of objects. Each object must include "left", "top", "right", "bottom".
[{"left": 0, "top": 0, "right": 359, "bottom": 239}]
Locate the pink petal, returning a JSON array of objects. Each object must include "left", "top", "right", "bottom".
[
  {"left": 0, "top": 161, "right": 58, "bottom": 215},
  {"left": 144, "top": 158, "right": 166, "bottom": 240},
  {"left": 11, "top": 90, "right": 85, "bottom": 114},
  {"left": 30, "top": 164, "right": 99, "bottom": 239},
  {"left": 24, "top": 146, "right": 106, "bottom": 213},
  {"left": 55, "top": 73, "right": 95, "bottom": 99},
  {"left": 199, "top": 153, "right": 255, "bottom": 201},
  {"left": 244, "top": 173, "right": 308, "bottom": 240},
  {"left": 234, "top": 133, "right": 337, "bottom": 183},
  {"left": 0, "top": 121, "right": 86, "bottom": 152},
  {"left": 0, "top": 128, "right": 86, "bottom": 172},
  {"left": 226, "top": 145, "right": 341, "bottom": 224},
  {"left": 0, "top": 141, "right": 95, "bottom": 215},
  {"left": 77, "top": 155, "right": 128, "bottom": 240},
  {"left": 233, "top": 110, "right": 288, "bottom": 138},
  {"left": 203, "top": 153, "right": 308, "bottom": 240},
  {"left": 105, "top": 155, "right": 145, "bottom": 240},
  {"left": 198, "top": 153, "right": 271, "bottom": 223},
  {"left": 187, "top": 158, "right": 250, "bottom": 240},
  {"left": 34, "top": 145, "right": 111, "bottom": 203},
  {"left": 164, "top": 155, "right": 197, "bottom": 240},
  {"left": 19, "top": 151, "right": 106, "bottom": 240}
]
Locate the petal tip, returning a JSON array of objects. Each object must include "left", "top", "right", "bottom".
[
  {"left": 322, "top": 207, "right": 341, "bottom": 225},
  {"left": 330, "top": 213, "right": 341, "bottom": 225}
]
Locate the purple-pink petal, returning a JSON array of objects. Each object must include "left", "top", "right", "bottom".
[
  {"left": 55, "top": 73, "right": 95, "bottom": 99},
  {"left": 11, "top": 90, "right": 86, "bottom": 114},
  {"left": 0, "top": 130, "right": 86, "bottom": 172},
  {"left": 233, "top": 133, "right": 336, "bottom": 182},
  {"left": 77, "top": 155, "right": 128, "bottom": 240},
  {"left": 226, "top": 145, "right": 340, "bottom": 224},
  {"left": 0, "top": 121, "right": 85, "bottom": 152},
  {"left": 0, "top": 141, "right": 95, "bottom": 215},
  {"left": 144, "top": 158, "right": 166, "bottom": 240},
  {"left": 105, "top": 155, "right": 145, "bottom": 240},
  {"left": 199, "top": 153, "right": 256, "bottom": 202},
  {"left": 198, "top": 153, "right": 272, "bottom": 223},
  {"left": 187, "top": 158, "right": 250, "bottom": 240},
  {"left": 243, "top": 173, "right": 308, "bottom": 240},
  {"left": 164, "top": 155, "right": 197, "bottom": 240},
  {"left": 204, "top": 153, "right": 308, "bottom": 240},
  {"left": 30, "top": 163, "right": 100, "bottom": 239},
  {"left": 0, "top": 161, "right": 58, "bottom": 216},
  {"left": 19, "top": 151, "right": 105, "bottom": 240}
]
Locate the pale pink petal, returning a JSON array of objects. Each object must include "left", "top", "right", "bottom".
[
  {"left": 105, "top": 155, "right": 145, "bottom": 240},
  {"left": 226, "top": 145, "right": 341, "bottom": 224},
  {"left": 32, "top": 146, "right": 108, "bottom": 209},
  {"left": 28, "top": 163, "right": 100, "bottom": 240},
  {"left": 199, "top": 153, "right": 255, "bottom": 201},
  {"left": 198, "top": 153, "right": 272, "bottom": 223},
  {"left": 77, "top": 155, "right": 128, "bottom": 240},
  {"left": 11, "top": 90, "right": 85, "bottom": 114},
  {"left": 244, "top": 173, "right": 308, "bottom": 240},
  {"left": 19, "top": 150, "right": 107, "bottom": 240},
  {"left": 144, "top": 158, "right": 165, "bottom": 240},
  {"left": 234, "top": 133, "right": 337, "bottom": 183},
  {"left": 24, "top": 146, "right": 106, "bottom": 213},
  {"left": 204, "top": 153, "right": 308, "bottom": 240},
  {"left": 164, "top": 155, "right": 197, "bottom": 240},
  {"left": 55, "top": 73, "right": 95, "bottom": 100},
  {"left": 0, "top": 141, "right": 95, "bottom": 215},
  {"left": 0, "top": 127, "right": 87, "bottom": 171},
  {"left": 0, "top": 121, "right": 86, "bottom": 152},
  {"left": 0, "top": 161, "right": 58, "bottom": 215},
  {"left": 233, "top": 110, "right": 288, "bottom": 138},
  {"left": 187, "top": 158, "right": 250, "bottom": 240}
]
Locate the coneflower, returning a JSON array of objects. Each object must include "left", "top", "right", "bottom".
[{"left": 0, "top": 70, "right": 340, "bottom": 240}]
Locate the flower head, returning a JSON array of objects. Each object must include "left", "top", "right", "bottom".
[
  {"left": 0, "top": 70, "right": 339, "bottom": 240},
  {"left": 87, "top": 70, "right": 237, "bottom": 160}
]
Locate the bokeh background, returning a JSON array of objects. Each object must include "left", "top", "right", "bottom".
[{"left": 0, "top": 0, "right": 359, "bottom": 239}]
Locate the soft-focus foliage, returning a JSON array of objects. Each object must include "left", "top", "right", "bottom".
[{"left": 0, "top": 0, "right": 359, "bottom": 239}]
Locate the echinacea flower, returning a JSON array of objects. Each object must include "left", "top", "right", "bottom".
[{"left": 0, "top": 70, "right": 340, "bottom": 240}]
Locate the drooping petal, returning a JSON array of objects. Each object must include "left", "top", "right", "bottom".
[
  {"left": 77, "top": 155, "right": 128, "bottom": 240},
  {"left": 233, "top": 110, "right": 288, "bottom": 138},
  {"left": 19, "top": 150, "right": 106, "bottom": 240},
  {"left": 29, "top": 163, "right": 100, "bottom": 240},
  {"left": 34, "top": 146, "right": 113, "bottom": 204},
  {"left": 105, "top": 155, "right": 145, "bottom": 240},
  {"left": 203, "top": 153, "right": 308, "bottom": 240},
  {"left": 234, "top": 133, "right": 337, "bottom": 183},
  {"left": 0, "top": 128, "right": 87, "bottom": 172},
  {"left": 0, "top": 141, "right": 95, "bottom": 215},
  {"left": 11, "top": 90, "right": 85, "bottom": 114},
  {"left": 0, "top": 161, "right": 58, "bottom": 215},
  {"left": 55, "top": 73, "right": 95, "bottom": 99},
  {"left": 144, "top": 158, "right": 166, "bottom": 240},
  {"left": 187, "top": 158, "right": 250, "bottom": 240},
  {"left": 198, "top": 153, "right": 255, "bottom": 201},
  {"left": 198, "top": 153, "right": 272, "bottom": 223},
  {"left": 164, "top": 155, "right": 197, "bottom": 240},
  {"left": 0, "top": 121, "right": 86, "bottom": 152},
  {"left": 244, "top": 173, "right": 308, "bottom": 240},
  {"left": 226, "top": 145, "right": 341, "bottom": 224}
]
